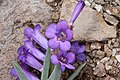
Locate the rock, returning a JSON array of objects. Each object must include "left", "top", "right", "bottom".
[
  {"left": 113, "top": 42, "right": 119, "bottom": 47},
  {"left": 96, "top": 50, "right": 105, "bottom": 59},
  {"left": 46, "top": 0, "right": 54, "bottom": 3},
  {"left": 0, "top": 0, "right": 52, "bottom": 79},
  {"left": 105, "top": 76, "right": 116, "bottom": 80},
  {"left": 60, "top": 0, "right": 117, "bottom": 41},
  {"left": 103, "top": 13, "right": 119, "bottom": 26},
  {"left": 112, "top": 48, "right": 117, "bottom": 56},
  {"left": 105, "top": 62, "right": 112, "bottom": 71},
  {"left": 0, "top": 0, "right": 52, "bottom": 28},
  {"left": 90, "top": 42, "right": 101, "bottom": 50},
  {"left": 110, "top": 78, "right": 116, "bottom": 80},
  {"left": 51, "top": 11, "right": 60, "bottom": 22},
  {"left": 93, "top": 63, "right": 106, "bottom": 77},
  {"left": 84, "top": 0, "right": 91, "bottom": 6},
  {"left": 94, "top": 0, "right": 105, "bottom": 4},
  {"left": 115, "top": 55, "right": 120, "bottom": 62},
  {"left": 104, "top": 44, "right": 112, "bottom": 57},
  {"left": 94, "top": 4, "right": 102, "bottom": 12},
  {"left": 85, "top": 43, "right": 91, "bottom": 52},
  {"left": 105, "top": 6, "right": 120, "bottom": 18},
  {"left": 105, "top": 59, "right": 113, "bottom": 71},
  {"left": 115, "top": 0, "right": 120, "bottom": 6},
  {"left": 112, "top": 6, "right": 120, "bottom": 18},
  {"left": 108, "top": 67, "right": 119, "bottom": 76},
  {"left": 100, "top": 57, "right": 110, "bottom": 63}
]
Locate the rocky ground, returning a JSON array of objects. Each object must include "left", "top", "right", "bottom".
[{"left": 0, "top": 0, "right": 120, "bottom": 80}]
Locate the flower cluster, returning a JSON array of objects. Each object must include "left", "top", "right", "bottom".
[
  {"left": 10, "top": 0, "right": 86, "bottom": 79},
  {"left": 45, "top": 0, "right": 85, "bottom": 71},
  {"left": 10, "top": 24, "right": 48, "bottom": 80}
]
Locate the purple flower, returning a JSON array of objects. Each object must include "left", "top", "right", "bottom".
[
  {"left": 17, "top": 46, "right": 43, "bottom": 71},
  {"left": 45, "top": 20, "right": 73, "bottom": 51},
  {"left": 51, "top": 50, "right": 75, "bottom": 71},
  {"left": 24, "top": 24, "right": 48, "bottom": 49},
  {"left": 70, "top": 0, "right": 85, "bottom": 25},
  {"left": 10, "top": 64, "right": 39, "bottom": 80},
  {"left": 24, "top": 38, "right": 45, "bottom": 61},
  {"left": 71, "top": 41, "right": 86, "bottom": 61}
]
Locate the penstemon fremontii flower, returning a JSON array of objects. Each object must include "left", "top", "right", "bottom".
[{"left": 10, "top": 0, "right": 86, "bottom": 79}]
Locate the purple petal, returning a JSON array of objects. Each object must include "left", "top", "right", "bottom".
[
  {"left": 77, "top": 53, "right": 86, "bottom": 61},
  {"left": 56, "top": 20, "right": 68, "bottom": 32},
  {"left": 24, "top": 27, "right": 34, "bottom": 38},
  {"left": 48, "top": 37, "right": 60, "bottom": 49},
  {"left": 78, "top": 45, "right": 86, "bottom": 53},
  {"left": 24, "top": 25, "right": 48, "bottom": 49},
  {"left": 71, "top": 41, "right": 81, "bottom": 53},
  {"left": 24, "top": 39, "right": 45, "bottom": 61},
  {"left": 70, "top": 0, "right": 85, "bottom": 24},
  {"left": 60, "top": 41, "right": 71, "bottom": 51},
  {"left": 33, "top": 24, "right": 48, "bottom": 49},
  {"left": 58, "top": 50, "right": 63, "bottom": 57},
  {"left": 51, "top": 55, "right": 59, "bottom": 64},
  {"left": 61, "top": 65, "right": 65, "bottom": 72},
  {"left": 34, "top": 24, "right": 41, "bottom": 32},
  {"left": 45, "top": 24, "right": 56, "bottom": 38},
  {"left": 17, "top": 46, "right": 25, "bottom": 55},
  {"left": 25, "top": 54, "right": 43, "bottom": 71},
  {"left": 21, "top": 67, "right": 39, "bottom": 80},
  {"left": 65, "top": 29, "right": 73, "bottom": 41},
  {"left": 18, "top": 55, "right": 26, "bottom": 63},
  {"left": 72, "top": 41, "right": 79, "bottom": 46},
  {"left": 64, "top": 64, "right": 75, "bottom": 70},
  {"left": 10, "top": 68, "right": 17, "bottom": 76},
  {"left": 66, "top": 52, "right": 75, "bottom": 63}
]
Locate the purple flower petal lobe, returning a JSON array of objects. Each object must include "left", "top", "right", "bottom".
[
  {"left": 48, "top": 37, "right": 60, "bottom": 49},
  {"left": 51, "top": 55, "right": 59, "bottom": 64},
  {"left": 60, "top": 41, "right": 71, "bottom": 51},
  {"left": 66, "top": 52, "right": 75, "bottom": 63}
]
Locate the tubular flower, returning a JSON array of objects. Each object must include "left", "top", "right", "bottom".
[
  {"left": 71, "top": 41, "right": 86, "bottom": 61},
  {"left": 24, "top": 38, "right": 45, "bottom": 61},
  {"left": 70, "top": 0, "right": 85, "bottom": 25},
  {"left": 51, "top": 50, "right": 75, "bottom": 71},
  {"left": 45, "top": 20, "right": 73, "bottom": 51},
  {"left": 10, "top": 64, "right": 39, "bottom": 80},
  {"left": 24, "top": 24, "right": 48, "bottom": 49},
  {"left": 17, "top": 46, "right": 43, "bottom": 71}
]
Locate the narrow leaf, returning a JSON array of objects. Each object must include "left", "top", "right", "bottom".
[
  {"left": 48, "top": 64, "right": 61, "bottom": 80},
  {"left": 49, "top": 61, "right": 54, "bottom": 75},
  {"left": 12, "top": 61, "right": 28, "bottom": 80},
  {"left": 41, "top": 48, "right": 51, "bottom": 80},
  {"left": 67, "top": 62, "right": 86, "bottom": 80}
]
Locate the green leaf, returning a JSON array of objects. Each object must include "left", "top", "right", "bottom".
[
  {"left": 12, "top": 61, "right": 28, "bottom": 80},
  {"left": 67, "top": 62, "right": 86, "bottom": 80},
  {"left": 41, "top": 48, "right": 51, "bottom": 80},
  {"left": 48, "top": 64, "right": 61, "bottom": 80},
  {"left": 49, "top": 61, "right": 54, "bottom": 75}
]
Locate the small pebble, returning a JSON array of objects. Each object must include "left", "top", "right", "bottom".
[
  {"left": 104, "top": 44, "right": 112, "bottom": 57},
  {"left": 95, "top": 4, "right": 102, "bottom": 12},
  {"left": 113, "top": 42, "right": 119, "bottom": 47},
  {"left": 112, "top": 48, "right": 117, "bottom": 56},
  {"left": 96, "top": 50, "right": 105, "bottom": 59},
  {"left": 115, "top": 55, "right": 120, "bottom": 62},
  {"left": 90, "top": 42, "right": 101, "bottom": 50},
  {"left": 46, "top": 0, "right": 54, "bottom": 3},
  {"left": 93, "top": 63, "right": 106, "bottom": 77},
  {"left": 100, "top": 57, "right": 110, "bottom": 63}
]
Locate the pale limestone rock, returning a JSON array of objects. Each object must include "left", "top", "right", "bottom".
[
  {"left": 0, "top": 0, "right": 52, "bottom": 79},
  {"left": 60, "top": 0, "right": 117, "bottom": 41}
]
